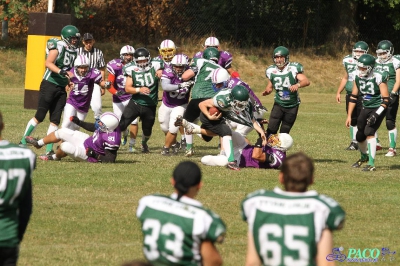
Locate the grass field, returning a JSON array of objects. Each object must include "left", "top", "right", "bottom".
[{"left": 1, "top": 86, "right": 399, "bottom": 266}]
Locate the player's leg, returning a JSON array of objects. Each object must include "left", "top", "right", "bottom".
[
  {"left": 129, "top": 120, "right": 139, "bottom": 153},
  {"left": 90, "top": 84, "right": 103, "bottom": 119},
  {"left": 352, "top": 110, "right": 369, "bottom": 168},
  {"left": 168, "top": 106, "right": 186, "bottom": 154},
  {"left": 118, "top": 100, "right": 140, "bottom": 131},
  {"left": 183, "top": 98, "right": 205, "bottom": 155},
  {"left": 201, "top": 155, "right": 229, "bottom": 166},
  {"left": 266, "top": 103, "right": 284, "bottom": 135},
  {"left": 385, "top": 97, "right": 398, "bottom": 156},
  {"left": 59, "top": 141, "right": 87, "bottom": 161},
  {"left": 279, "top": 105, "right": 299, "bottom": 134},
  {"left": 61, "top": 103, "right": 77, "bottom": 130},
  {"left": 139, "top": 105, "right": 157, "bottom": 153},
  {"left": 346, "top": 93, "right": 359, "bottom": 150}
]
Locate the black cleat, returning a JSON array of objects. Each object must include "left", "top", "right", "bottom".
[
  {"left": 362, "top": 165, "right": 376, "bottom": 171},
  {"left": 25, "top": 136, "right": 42, "bottom": 149},
  {"left": 351, "top": 158, "right": 368, "bottom": 168},
  {"left": 141, "top": 144, "right": 150, "bottom": 153},
  {"left": 345, "top": 142, "right": 358, "bottom": 151},
  {"left": 227, "top": 161, "right": 240, "bottom": 171}
]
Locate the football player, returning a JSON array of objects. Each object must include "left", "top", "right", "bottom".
[
  {"left": 346, "top": 54, "right": 390, "bottom": 171},
  {"left": 242, "top": 152, "right": 345, "bottom": 266},
  {"left": 159, "top": 54, "right": 193, "bottom": 155},
  {"left": 201, "top": 131, "right": 292, "bottom": 169},
  {"left": 119, "top": 48, "right": 163, "bottom": 153},
  {"left": 180, "top": 47, "right": 224, "bottom": 157},
  {"left": 137, "top": 161, "right": 226, "bottom": 266},
  {"left": 105, "top": 45, "right": 140, "bottom": 153},
  {"left": 193, "top": 36, "right": 240, "bottom": 78},
  {"left": 374, "top": 40, "right": 400, "bottom": 157},
  {"left": 25, "top": 112, "right": 121, "bottom": 163},
  {"left": 61, "top": 55, "right": 107, "bottom": 130},
  {"left": 262, "top": 46, "right": 310, "bottom": 136},
  {"left": 20, "top": 25, "right": 80, "bottom": 156}
]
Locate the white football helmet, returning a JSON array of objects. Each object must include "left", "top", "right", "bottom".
[
  {"left": 267, "top": 133, "right": 293, "bottom": 151},
  {"left": 120, "top": 45, "right": 135, "bottom": 63},
  {"left": 211, "top": 68, "right": 230, "bottom": 91},
  {"left": 98, "top": 112, "right": 119, "bottom": 133},
  {"left": 204, "top": 37, "right": 220, "bottom": 48},
  {"left": 159, "top": 39, "right": 176, "bottom": 62},
  {"left": 170, "top": 54, "right": 188, "bottom": 76},
  {"left": 74, "top": 55, "right": 90, "bottom": 77}
]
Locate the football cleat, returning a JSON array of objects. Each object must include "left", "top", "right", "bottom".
[
  {"left": 227, "top": 161, "right": 240, "bottom": 171},
  {"left": 385, "top": 148, "right": 396, "bottom": 157},
  {"left": 161, "top": 147, "right": 171, "bottom": 156},
  {"left": 121, "top": 136, "right": 128, "bottom": 146},
  {"left": 128, "top": 145, "right": 136, "bottom": 153},
  {"left": 25, "top": 136, "right": 42, "bottom": 149},
  {"left": 141, "top": 143, "right": 150, "bottom": 153},
  {"left": 184, "top": 147, "right": 194, "bottom": 157},
  {"left": 345, "top": 141, "right": 358, "bottom": 151},
  {"left": 351, "top": 158, "right": 368, "bottom": 168},
  {"left": 362, "top": 165, "right": 376, "bottom": 171},
  {"left": 39, "top": 154, "right": 60, "bottom": 161},
  {"left": 376, "top": 142, "right": 383, "bottom": 151},
  {"left": 171, "top": 143, "right": 179, "bottom": 154},
  {"left": 180, "top": 138, "right": 187, "bottom": 149}
]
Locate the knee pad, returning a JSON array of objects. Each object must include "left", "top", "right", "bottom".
[
  {"left": 142, "top": 127, "right": 153, "bottom": 137},
  {"left": 386, "top": 120, "right": 396, "bottom": 131},
  {"left": 356, "top": 130, "right": 367, "bottom": 143}
]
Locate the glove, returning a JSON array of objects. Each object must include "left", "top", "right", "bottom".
[
  {"left": 389, "top": 92, "right": 398, "bottom": 106},
  {"left": 104, "top": 81, "right": 112, "bottom": 89},
  {"left": 115, "top": 90, "right": 125, "bottom": 97},
  {"left": 59, "top": 69, "right": 68, "bottom": 77},
  {"left": 69, "top": 116, "right": 81, "bottom": 126},
  {"left": 178, "top": 81, "right": 194, "bottom": 88},
  {"left": 367, "top": 113, "right": 378, "bottom": 126},
  {"left": 255, "top": 137, "right": 263, "bottom": 148},
  {"left": 86, "top": 147, "right": 100, "bottom": 160}
]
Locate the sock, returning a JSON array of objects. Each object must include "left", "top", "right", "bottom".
[
  {"left": 129, "top": 138, "right": 136, "bottom": 146},
  {"left": 142, "top": 135, "right": 150, "bottom": 145},
  {"left": 375, "top": 132, "right": 380, "bottom": 144},
  {"left": 222, "top": 136, "right": 234, "bottom": 162},
  {"left": 388, "top": 128, "right": 397, "bottom": 149},
  {"left": 45, "top": 124, "right": 58, "bottom": 153},
  {"left": 181, "top": 135, "right": 185, "bottom": 141},
  {"left": 38, "top": 139, "right": 45, "bottom": 146},
  {"left": 350, "top": 126, "right": 358, "bottom": 142},
  {"left": 367, "top": 138, "right": 377, "bottom": 166},
  {"left": 359, "top": 140, "right": 368, "bottom": 156},
  {"left": 21, "top": 118, "right": 38, "bottom": 144},
  {"left": 185, "top": 133, "right": 193, "bottom": 149}
]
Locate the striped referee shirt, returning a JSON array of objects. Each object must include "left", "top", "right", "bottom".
[{"left": 77, "top": 47, "right": 106, "bottom": 69}]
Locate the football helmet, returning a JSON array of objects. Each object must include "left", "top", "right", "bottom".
[
  {"left": 74, "top": 55, "right": 90, "bottom": 77},
  {"left": 231, "top": 85, "right": 249, "bottom": 112},
  {"left": 159, "top": 39, "right": 176, "bottom": 63},
  {"left": 204, "top": 37, "right": 220, "bottom": 48},
  {"left": 267, "top": 133, "right": 293, "bottom": 151},
  {"left": 170, "top": 54, "right": 188, "bottom": 76},
  {"left": 357, "top": 54, "right": 375, "bottom": 77},
  {"left": 376, "top": 40, "right": 394, "bottom": 63},
  {"left": 120, "top": 45, "right": 135, "bottom": 63},
  {"left": 203, "top": 47, "right": 220, "bottom": 63},
  {"left": 211, "top": 68, "right": 230, "bottom": 91},
  {"left": 97, "top": 112, "right": 119, "bottom": 133},
  {"left": 272, "top": 46, "right": 289, "bottom": 67},
  {"left": 61, "top": 25, "right": 80, "bottom": 49},
  {"left": 352, "top": 41, "right": 369, "bottom": 60},
  {"left": 133, "top": 47, "right": 151, "bottom": 69}
]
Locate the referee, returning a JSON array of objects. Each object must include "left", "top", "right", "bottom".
[{"left": 77, "top": 33, "right": 106, "bottom": 119}]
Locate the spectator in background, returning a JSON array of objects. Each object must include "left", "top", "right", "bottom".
[
  {"left": 78, "top": 33, "right": 106, "bottom": 119},
  {"left": 0, "top": 111, "right": 35, "bottom": 266}
]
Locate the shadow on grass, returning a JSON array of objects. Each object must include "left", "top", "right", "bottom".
[{"left": 313, "top": 159, "right": 347, "bottom": 163}]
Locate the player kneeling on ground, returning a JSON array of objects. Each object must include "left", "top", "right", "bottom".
[{"left": 25, "top": 112, "right": 121, "bottom": 163}]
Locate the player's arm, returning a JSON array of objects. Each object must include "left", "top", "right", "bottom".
[
  {"left": 182, "top": 68, "right": 195, "bottom": 81},
  {"left": 99, "top": 67, "right": 106, "bottom": 95},
  {"left": 345, "top": 82, "right": 359, "bottom": 128},
  {"left": 200, "top": 240, "right": 223, "bottom": 266},
  {"left": 70, "top": 116, "right": 96, "bottom": 132},
  {"left": 125, "top": 76, "right": 150, "bottom": 95},
  {"left": 336, "top": 71, "right": 349, "bottom": 103},
  {"left": 389, "top": 68, "right": 400, "bottom": 106},
  {"left": 316, "top": 229, "right": 335, "bottom": 266},
  {"left": 289, "top": 73, "right": 310, "bottom": 92},
  {"left": 199, "top": 99, "right": 222, "bottom": 120},
  {"left": 46, "top": 49, "right": 66, "bottom": 76},
  {"left": 245, "top": 231, "right": 262, "bottom": 266},
  {"left": 262, "top": 79, "right": 273, "bottom": 96},
  {"left": 252, "top": 137, "right": 266, "bottom": 162}
]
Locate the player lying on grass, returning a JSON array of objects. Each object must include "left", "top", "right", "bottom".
[{"left": 25, "top": 112, "right": 120, "bottom": 163}]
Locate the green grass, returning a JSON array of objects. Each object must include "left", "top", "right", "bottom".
[{"left": 1, "top": 85, "right": 399, "bottom": 266}]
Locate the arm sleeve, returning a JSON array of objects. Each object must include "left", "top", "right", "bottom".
[
  {"left": 79, "top": 121, "right": 96, "bottom": 132},
  {"left": 161, "top": 79, "right": 180, "bottom": 91}
]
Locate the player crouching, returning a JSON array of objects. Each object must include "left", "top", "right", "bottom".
[{"left": 25, "top": 112, "right": 121, "bottom": 163}]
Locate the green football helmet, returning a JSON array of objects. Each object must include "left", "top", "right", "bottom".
[
  {"left": 61, "top": 25, "right": 80, "bottom": 49},
  {"left": 357, "top": 54, "right": 375, "bottom": 77},
  {"left": 203, "top": 47, "right": 220, "bottom": 63},
  {"left": 376, "top": 40, "right": 394, "bottom": 63},
  {"left": 352, "top": 41, "right": 369, "bottom": 60},
  {"left": 272, "top": 46, "right": 290, "bottom": 67},
  {"left": 231, "top": 85, "right": 249, "bottom": 112}
]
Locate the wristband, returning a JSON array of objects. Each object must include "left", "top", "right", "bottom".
[
  {"left": 297, "top": 83, "right": 301, "bottom": 88},
  {"left": 136, "top": 87, "right": 140, "bottom": 93},
  {"left": 376, "top": 106, "right": 385, "bottom": 115}
]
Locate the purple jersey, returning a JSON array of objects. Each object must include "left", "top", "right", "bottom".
[
  {"left": 228, "top": 77, "right": 262, "bottom": 107},
  {"left": 239, "top": 145, "right": 286, "bottom": 169},
  {"left": 67, "top": 68, "right": 102, "bottom": 113},
  {"left": 193, "top": 50, "right": 233, "bottom": 69},
  {"left": 83, "top": 127, "right": 121, "bottom": 162},
  {"left": 161, "top": 65, "right": 190, "bottom": 107},
  {"left": 106, "top": 58, "right": 131, "bottom": 103}
]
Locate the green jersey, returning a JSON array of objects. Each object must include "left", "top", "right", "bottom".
[
  {"left": 241, "top": 187, "right": 345, "bottom": 266},
  {"left": 137, "top": 193, "right": 226, "bottom": 266},
  {"left": 374, "top": 56, "right": 400, "bottom": 92},
  {"left": 342, "top": 55, "right": 358, "bottom": 93},
  {"left": 0, "top": 140, "right": 36, "bottom": 247},
  {"left": 124, "top": 60, "right": 162, "bottom": 106},
  {"left": 266, "top": 62, "right": 303, "bottom": 108},
  {"left": 355, "top": 69, "right": 389, "bottom": 108},
  {"left": 190, "top": 58, "right": 222, "bottom": 99},
  {"left": 43, "top": 38, "right": 77, "bottom": 87}
]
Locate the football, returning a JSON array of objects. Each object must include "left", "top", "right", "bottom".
[{"left": 209, "top": 106, "right": 221, "bottom": 115}]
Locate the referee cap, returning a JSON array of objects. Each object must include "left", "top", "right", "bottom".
[
  {"left": 83, "top": 33, "right": 94, "bottom": 41},
  {"left": 173, "top": 161, "right": 202, "bottom": 193}
]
